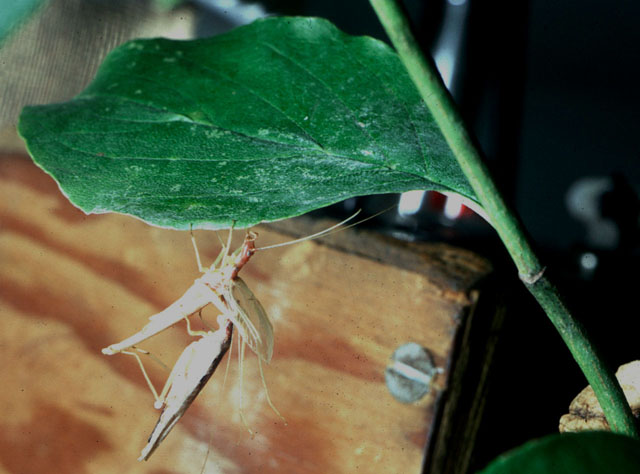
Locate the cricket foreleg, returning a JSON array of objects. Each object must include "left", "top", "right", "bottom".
[
  {"left": 224, "top": 224, "right": 234, "bottom": 260},
  {"left": 191, "top": 229, "right": 229, "bottom": 273},
  {"left": 190, "top": 227, "right": 205, "bottom": 273}
]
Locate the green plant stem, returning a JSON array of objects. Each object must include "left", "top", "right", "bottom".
[{"left": 370, "top": 0, "right": 638, "bottom": 438}]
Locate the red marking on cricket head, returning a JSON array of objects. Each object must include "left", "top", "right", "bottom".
[{"left": 231, "top": 231, "right": 258, "bottom": 279}]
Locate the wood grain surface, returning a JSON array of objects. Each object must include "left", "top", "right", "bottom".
[{"left": 0, "top": 154, "right": 492, "bottom": 474}]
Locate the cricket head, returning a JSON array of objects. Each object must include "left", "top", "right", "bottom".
[{"left": 231, "top": 231, "right": 257, "bottom": 279}]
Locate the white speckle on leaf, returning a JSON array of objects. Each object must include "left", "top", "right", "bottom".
[
  {"left": 170, "top": 184, "right": 182, "bottom": 192},
  {"left": 303, "top": 116, "right": 309, "bottom": 121},
  {"left": 361, "top": 150, "right": 373, "bottom": 156},
  {"left": 356, "top": 121, "right": 366, "bottom": 128},
  {"left": 134, "top": 89, "right": 142, "bottom": 95},
  {"left": 205, "top": 129, "right": 224, "bottom": 139}
]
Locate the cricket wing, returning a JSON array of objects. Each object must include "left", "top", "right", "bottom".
[
  {"left": 231, "top": 277, "right": 274, "bottom": 363},
  {"left": 138, "top": 322, "right": 233, "bottom": 461},
  {"left": 103, "top": 281, "right": 213, "bottom": 355}
]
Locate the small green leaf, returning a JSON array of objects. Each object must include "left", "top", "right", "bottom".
[
  {"left": 18, "top": 16, "right": 475, "bottom": 230},
  {"left": 479, "top": 432, "right": 640, "bottom": 474}
]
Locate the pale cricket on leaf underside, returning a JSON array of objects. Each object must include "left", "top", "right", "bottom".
[{"left": 101, "top": 213, "right": 362, "bottom": 461}]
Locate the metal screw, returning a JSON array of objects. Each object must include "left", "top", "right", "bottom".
[{"left": 385, "top": 342, "right": 439, "bottom": 403}]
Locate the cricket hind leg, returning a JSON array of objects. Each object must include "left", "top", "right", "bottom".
[
  {"left": 200, "top": 317, "right": 254, "bottom": 435},
  {"left": 235, "top": 336, "right": 286, "bottom": 436},
  {"left": 257, "top": 355, "right": 287, "bottom": 424},
  {"left": 122, "top": 346, "right": 186, "bottom": 410},
  {"left": 237, "top": 337, "right": 255, "bottom": 437},
  {"left": 231, "top": 309, "right": 284, "bottom": 424},
  {"left": 122, "top": 315, "right": 206, "bottom": 411},
  {"left": 221, "top": 324, "right": 234, "bottom": 390},
  {"left": 121, "top": 347, "right": 169, "bottom": 408}
]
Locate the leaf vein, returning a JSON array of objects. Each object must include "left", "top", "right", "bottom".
[
  {"left": 259, "top": 40, "right": 394, "bottom": 168},
  {"left": 134, "top": 47, "right": 326, "bottom": 150},
  {"left": 335, "top": 37, "right": 429, "bottom": 177}
]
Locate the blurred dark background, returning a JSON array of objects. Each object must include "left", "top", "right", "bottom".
[
  {"left": 2, "top": 0, "right": 638, "bottom": 471},
  {"left": 251, "top": 2, "right": 639, "bottom": 469},
  {"left": 244, "top": 1, "right": 640, "bottom": 470}
]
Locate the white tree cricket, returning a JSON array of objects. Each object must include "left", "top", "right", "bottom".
[{"left": 101, "top": 213, "right": 362, "bottom": 461}]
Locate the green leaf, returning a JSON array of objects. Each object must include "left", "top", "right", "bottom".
[
  {"left": 479, "top": 432, "right": 640, "bottom": 474},
  {"left": 18, "top": 16, "right": 475, "bottom": 230}
]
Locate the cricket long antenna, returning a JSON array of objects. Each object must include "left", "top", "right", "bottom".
[
  {"left": 256, "top": 210, "right": 361, "bottom": 251},
  {"left": 256, "top": 205, "right": 394, "bottom": 251}
]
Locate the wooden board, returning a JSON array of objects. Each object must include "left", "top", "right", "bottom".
[{"left": 0, "top": 154, "right": 493, "bottom": 474}]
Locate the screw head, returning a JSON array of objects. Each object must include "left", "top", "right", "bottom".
[{"left": 385, "top": 342, "right": 437, "bottom": 403}]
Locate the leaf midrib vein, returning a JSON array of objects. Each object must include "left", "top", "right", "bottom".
[
  {"left": 132, "top": 47, "right": 325, "bottom": 150},
  {"left": 335, "top": 36, "right": 430, "bottom": 177},
  {"left": 35, "top": 123, "right": 430, "bottom": 183},
  {"left": 258, "top": 40, "right": 394, "bottom": 168}
]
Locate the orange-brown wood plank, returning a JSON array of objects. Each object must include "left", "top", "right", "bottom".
[{"left": 0, "top": 154, "right": 490, "bottom": 474}]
